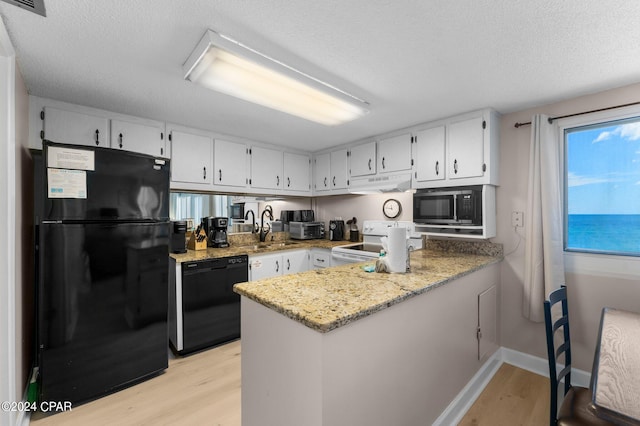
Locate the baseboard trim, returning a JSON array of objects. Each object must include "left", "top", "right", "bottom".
[
  {"left": 500, "top": 347, "right": 591, "bottom": 388},
  {"left": 433, "top": 347, "right": 592, "bottom": 425},
  {"left": 432, "top": 350, "right": 503, "bottom": 426}
]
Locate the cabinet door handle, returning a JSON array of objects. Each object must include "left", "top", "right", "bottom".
[
  {"left": 333, "top": 176, "right": 336, "bottom": 186},
  {"left": 316, "top": 258, "right": 325, "bottom": 263},
  {"left": 324, "top": 177, "right": 327, "bottom": 187},
  {"left": 95, "top": 129, "right": 100, "bottom": 146},
  {"left": 287, "top": 177, "right": 291, "bottom": 187},
  {"left": 368, "top": 158, "right": 372, "bottom": 170},
  {"left": 118, "top": 133, "right": 123, "bottom": 149},
  {"left": 219, "top": 169, "right": 222, "bottom": 182},
  {"left": 275, "top": 260, "right": 279, "bottom": 273},
  {"left": 454, "top": 159, "right": 458, "bottom": 174},
  {"left": 277, "top": 175, "right": 280, "bottom": 187},
  {"left": 382, "top": 157, "right": 385, "bottom": 169},
  {"left": 286, "top": 259, "right": 290, "bottom": 270},
  {"left": 160, "top": 147, "right": 163, "bottom": 156},
  {"left": 435, "top": 161, "right": 439, "bottom": 175},
  {"left": 203, "top": 167, "right": 207, "bottom": 180}
]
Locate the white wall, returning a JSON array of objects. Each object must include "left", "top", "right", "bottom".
[
  {"left": 14, "top": 62, "right": 31, "bottom": 404},
  {"left": 314, "top": 192, "right": 413, "bottom": 224},
  {"left": 496, "top": 82, "right": 640, "bottom": 371},
  {"left": 0, "top": 17, "right": 17, "bottom": 426}
]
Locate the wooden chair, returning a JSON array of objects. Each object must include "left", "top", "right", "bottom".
[{"left": 544, "top": 286, "right": 612, "bottom": 425}]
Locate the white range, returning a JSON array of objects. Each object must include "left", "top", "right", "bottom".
[{"left": 331, "top": 220, "right": 423, "bottom": 266}]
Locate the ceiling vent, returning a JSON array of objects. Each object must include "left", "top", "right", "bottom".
[{"left": 1, "top": 0, "right": 46, "bottom": 17}]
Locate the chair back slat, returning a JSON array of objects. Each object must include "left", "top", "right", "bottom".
[
  {"left": 555, "top": 341, "right": 569, "bottom": 360},
  {"left": 544, "top": 286, "right": 574, "bottom": 426},
  {"left": 552, "top": 315, "right": 568, "bottom": 334}
]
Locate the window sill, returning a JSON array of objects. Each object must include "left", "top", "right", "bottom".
[{"left": 564, "top": 251, "right": 640, "bottom": 280}]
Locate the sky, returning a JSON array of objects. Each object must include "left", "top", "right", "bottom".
[{"left": 566, "top": 120, "right": 640, "bottom": 215}]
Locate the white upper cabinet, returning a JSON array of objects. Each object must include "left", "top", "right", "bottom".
[
  {"left": 313, "top": 152, "right": 331, "bottom": 192},
  {"left": 283, "top": 152, "right": 311, "bottom": 192},
  {"left": 377, "top": 134, "right": 412, "bottom": 173},
  {"left": 413, "top": 109, "right": 499, "bottom": 188},
  {"left": 413, "top": 125, "right": 446, "bottom": 184},
  {"left": 330, "top": 149, "right": 348, "bottom": 190},
  {"left": 349, "top": 141, "right": 376, "bottom": 177},
  {"left": 42, "top": 106, "right": 109, "bottom": 148},
  {"left": 447, "top": 116, "right": 485, "bottom": 180},
  {"left": 110, "top": 118, "right": 166, "bottom": 158},
  {"left": 313, "top": 149, "right": 348, "bottom": 194},
  {"left": 169, "top": 129, "right": 212, "bottom": 186},
  {"left": 250, "top": 146, "right": 283, "bottom": 190},
  {"left": 214, "top": 139, "right": 248, "bottom": 188}
]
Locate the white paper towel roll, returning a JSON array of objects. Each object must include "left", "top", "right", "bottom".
[{"left": 387, "top": 227, "right": 407, "bottom": 273}]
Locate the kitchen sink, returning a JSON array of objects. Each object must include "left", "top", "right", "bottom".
[
  {"left": 270, "top": 241, "right": 299, "bottom": 247},
  {"left": 237, "top": 241, "right": 300, "bottom": 251}
]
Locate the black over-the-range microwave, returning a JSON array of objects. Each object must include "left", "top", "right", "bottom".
[{"left": 413, "top": 185, "right": 483, "bottom": 226}]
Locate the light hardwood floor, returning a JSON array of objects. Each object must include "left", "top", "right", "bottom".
[
  {"left": 31, "top": 342, "right": 549, "bottom": 425},
  {"left": 458, "top": 363, "right": 550, "bottom": 426},
  {"left": 31, "top": 341, "right": 242, "bottom": 426}
]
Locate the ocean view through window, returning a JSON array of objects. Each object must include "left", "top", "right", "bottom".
[{"left": 565, "top": 116, "right": 640, "bottom": 256}]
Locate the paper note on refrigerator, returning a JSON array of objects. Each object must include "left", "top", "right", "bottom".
[
  {"left": 47, "top": 146, "right": 95, "bottom": 171},
  {"left": 47, "top": 168, "right": 87, "bottom": 199}
]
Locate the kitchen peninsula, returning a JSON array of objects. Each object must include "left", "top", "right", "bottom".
[{"left": 234, "top": 243, "right": 503, "bottom": 426}]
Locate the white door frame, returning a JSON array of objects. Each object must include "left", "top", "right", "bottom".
[{"left": 0, "top": 18, "right": 17, "bottom": 426}]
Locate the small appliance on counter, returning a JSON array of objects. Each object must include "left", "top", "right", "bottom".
[
  {"left": 289, "top": 221, "right": 325, "bottom": 240},
  {"left": 170, "top": 221, "right": 187, "bottom": 253},
  {"left": 293, "top": 209, "right": 315, "bottom": 222},
  {"left": 329, "top": 219, "right": 345, "bottom": 241},
  {"left": 280, "top": 209, "right": 315, "bottom": 231},
  {"left": 347, "top": 217, "right": 359, "bottom": 242},
  {"left": 208, "top": 217, "right": 229, "bottom": 248}
]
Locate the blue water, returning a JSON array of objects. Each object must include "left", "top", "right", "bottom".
[{"left": 567, "top": 215, "right": 640, "bottom": 255}]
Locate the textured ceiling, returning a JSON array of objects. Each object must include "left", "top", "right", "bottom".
[{"left": 2, "top": 0, "right": 640, "bottom": 152}]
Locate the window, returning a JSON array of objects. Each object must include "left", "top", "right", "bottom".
[{"left": 564, "top": 116, "right": 640, "bottom": 256}]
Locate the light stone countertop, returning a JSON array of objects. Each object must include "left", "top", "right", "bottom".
[
  {"left": 234, "top": 248, "right": 502, "bottom": 333},
  {"left": 169, "top": 238, "right": 347, "bottom": 263}
]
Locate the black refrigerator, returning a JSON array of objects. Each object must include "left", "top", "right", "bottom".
[{"left": 35, "top": 141, "right": 170, "bottom": 405}]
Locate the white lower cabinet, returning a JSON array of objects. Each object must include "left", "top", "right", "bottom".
[
  {"left": 283, "top": 250, "right": 309, "bottom": 274},
  {"left": 249, "top": 250, "right": 309, "bottom": 281}
]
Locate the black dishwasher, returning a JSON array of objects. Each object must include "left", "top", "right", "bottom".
[{"left": 172, "top": 255, "right": 248, "bottom": 355}]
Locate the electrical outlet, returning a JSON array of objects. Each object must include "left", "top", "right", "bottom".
[{"left": 512, "top": 211, "right": 523, "bottom": 228}]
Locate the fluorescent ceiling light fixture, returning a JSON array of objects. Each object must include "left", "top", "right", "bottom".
[{"left": 183, "top": 30, "right": 369, "bottom": 126}]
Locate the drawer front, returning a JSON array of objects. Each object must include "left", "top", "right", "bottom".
[{"left": 311, "top": 250, "right": 331, "bottom": 268}]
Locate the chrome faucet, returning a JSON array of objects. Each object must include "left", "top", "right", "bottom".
[
  {"left": 244, "top": 209, "right": 257, "bottom": 233},
  {"left": 259, "top": 205, "right": 274, "bottom": 242}
]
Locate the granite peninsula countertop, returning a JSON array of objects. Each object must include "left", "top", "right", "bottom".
[
  {"left": 169, "top": 238, "right": 347, "bottom": 263},
  {"left": 234, "top": 247, "right": 502, "bottom": 333}
]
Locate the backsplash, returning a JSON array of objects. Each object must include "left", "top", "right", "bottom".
[{"left": 424, "top": 238, "right": 504, "bottom": 257}]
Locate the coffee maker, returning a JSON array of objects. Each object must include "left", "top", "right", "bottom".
[{"left": 209, "top": 217, "right": 229, "bottom": 248}]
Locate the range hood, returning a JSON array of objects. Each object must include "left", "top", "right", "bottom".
[{"left": 348, "top": 172, "right": 412, "bottom": 194}]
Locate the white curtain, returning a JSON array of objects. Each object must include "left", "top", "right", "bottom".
[{"left": 523, "top": 114, "right": 566, "bottom": 322}]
